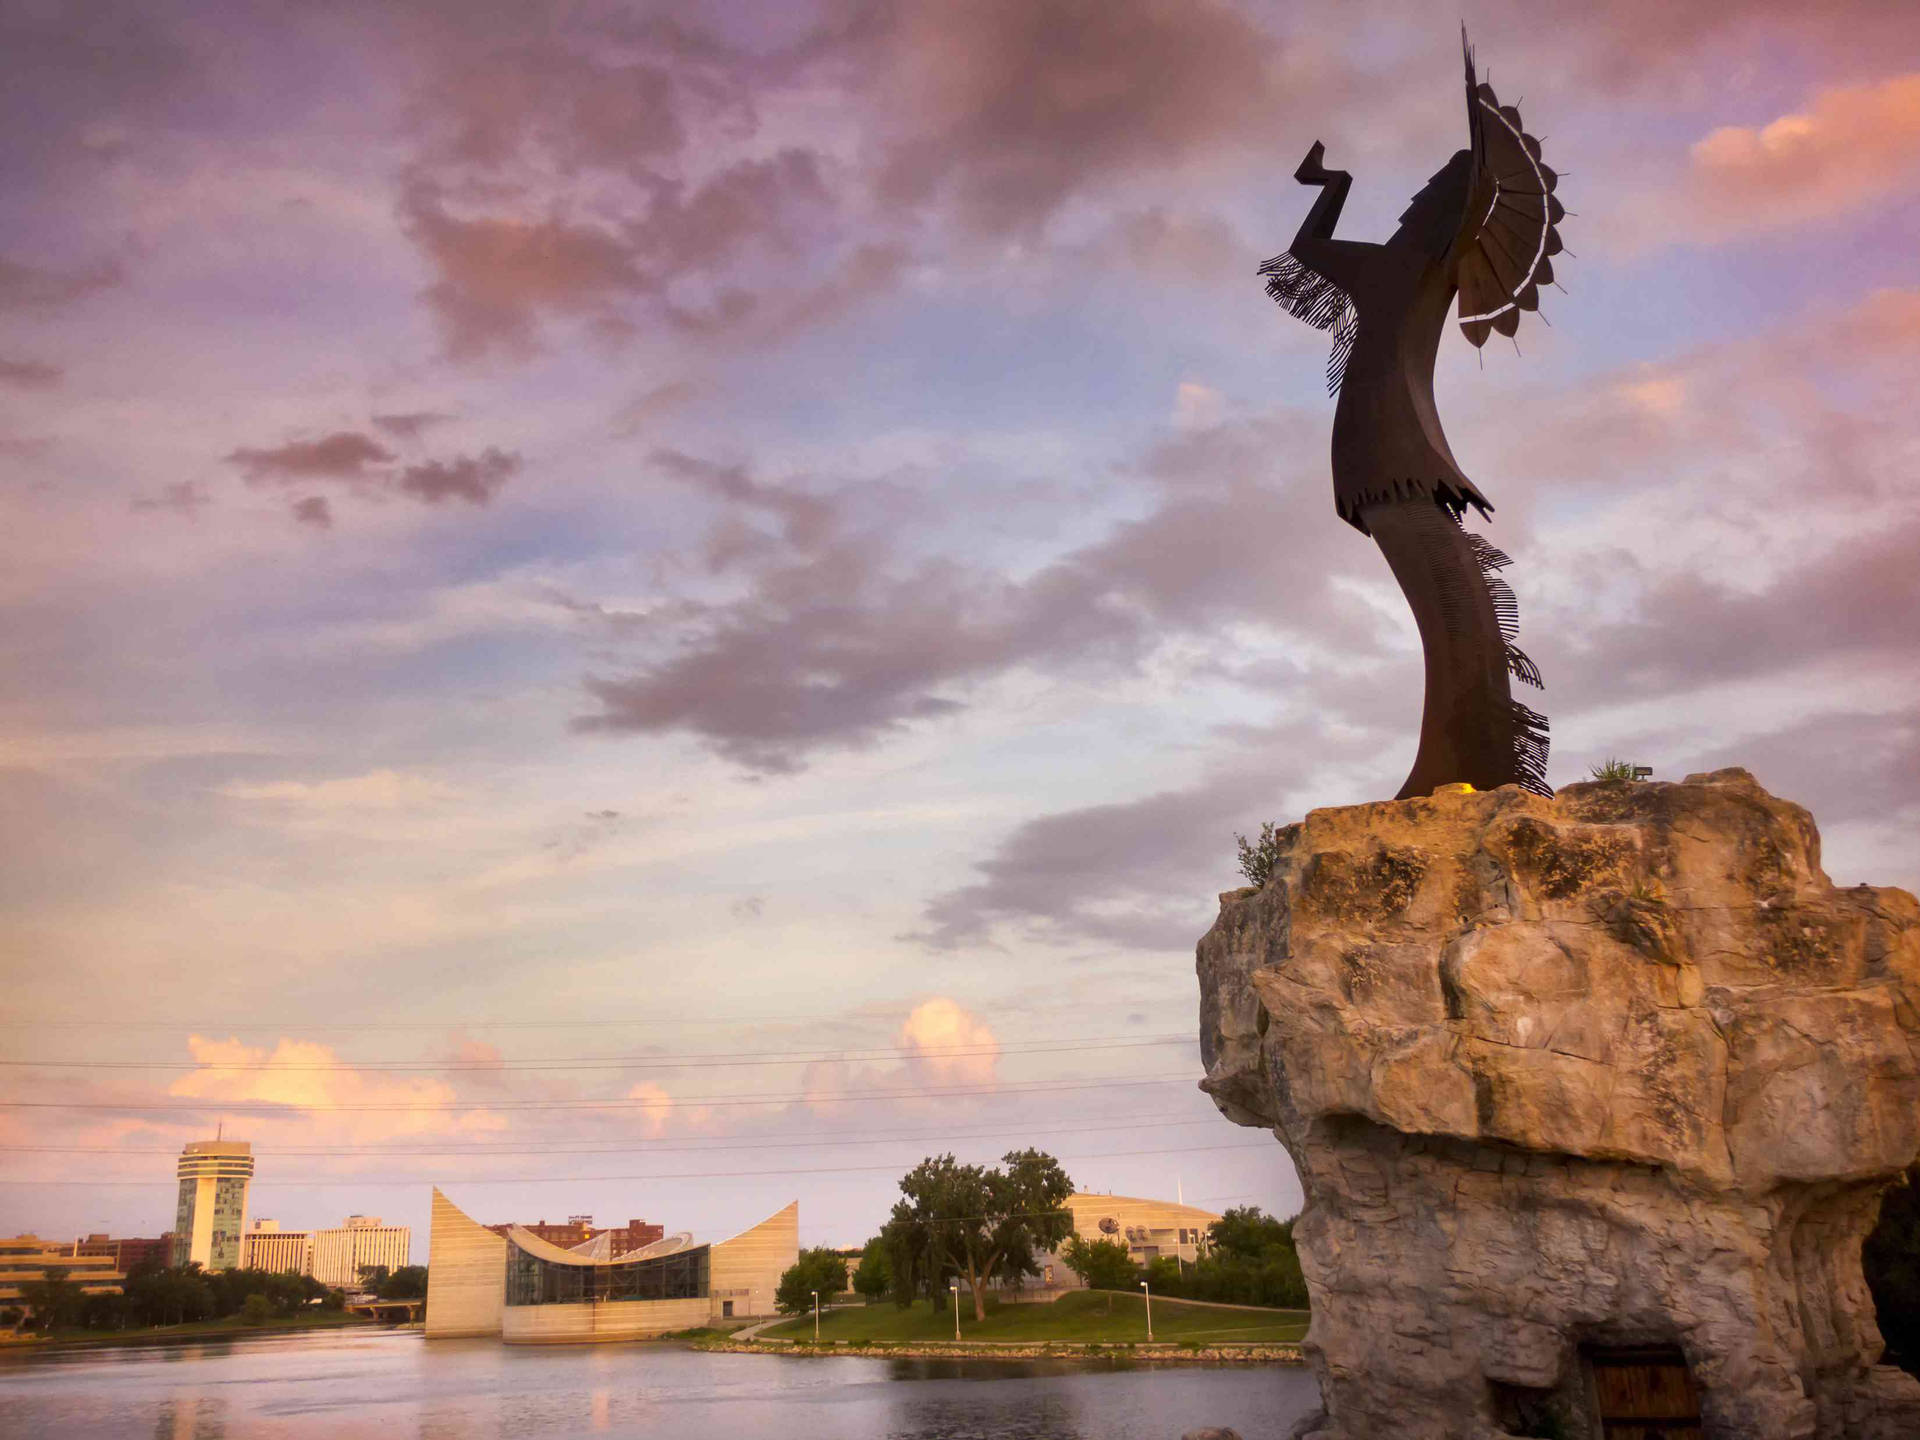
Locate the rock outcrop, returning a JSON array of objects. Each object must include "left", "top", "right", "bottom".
[{"left": 1197, "top": 769, "right": 1920, "bottom": 1439}]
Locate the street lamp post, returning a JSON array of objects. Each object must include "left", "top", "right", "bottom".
[
  {"left": 1140, "top": 1279, "right": 1153, "bottom": 1342},
  {"left": 950, "top": 1280, "right": 961, "bottom": 1341},
  {"left": 812, "top": 1290, "right": 820, "bottom": 1343}
]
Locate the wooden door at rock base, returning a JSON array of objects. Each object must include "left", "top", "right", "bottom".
[{"left": 1586, "top": 1346, "right": 1704, "bottom": 1439}]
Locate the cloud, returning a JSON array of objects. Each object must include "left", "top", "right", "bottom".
[
  {"left": 1554, "top": 512, "right": 1920, "bottom": 709},
  {"left": 863, "top": 0, "right": 1286, "bottom": 235},
  {"left": 573, "top": 427, "right": 1370, "bottom": 772},
  {"left": 292, "top": 495, "right": 333, "bottom": 528},
  {"left": 0, "top": 357, "right": 61, "bottom": 389},
  {"left": 397, "top": 447, "right": 521, "bottom": 505},
  {"left": 794, "top": 996, "right": 1001, "bottom": 1117},
  {"left": 1686, "top": 72, "right": 1920, "bottom": 235},
  {"left": 0, "top": 253, "right": 121, "bottom": 312},
  {"left": 371, "top": 411, "right": 455, "bottom": 440},
  {"left": 401, "top": 185, "right": 648, "bottom": 359},
  {"left": 167, "top": 1035, "right": 500, "bottom": 1146},
  {"left": 219, "top": 769, "right": 458, "bottom": 812},
  {"left": 625, "top": 1081, "right": 714, "bottom": 1137},
  {"left": 224, "top": 426, "right": 523, "bottom": 515},
  {"left": 914, "top": 769, "right": 1288, "bottom": 952},
  {"left": 131, "top": 480, "right": 210, "bottom": 518},
  {"left": 897, "top": 997, "right": 999, "bottom": 1085},
  {"left": 226, "top": 431, "right": 395, "bottom": 483},
  {"left": 1172, "top": 380, "right": 1225, "bottom": 432}
]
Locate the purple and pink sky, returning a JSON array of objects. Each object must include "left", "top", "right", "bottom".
[{"left": 4, "top": 0, "right": 1919, "bottom": 1251}]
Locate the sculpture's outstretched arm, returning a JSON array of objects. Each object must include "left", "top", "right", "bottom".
[{"left": 1289, "top": 142, "right": 1377, "bottom": 288}]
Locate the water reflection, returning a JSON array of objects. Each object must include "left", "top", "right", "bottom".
[
  {"left": 153, "top": 1394, "right": 226, "bottom": 1440},
  {"left": 1, "top": 1329, "right": 1318, "bottom": 1440}
]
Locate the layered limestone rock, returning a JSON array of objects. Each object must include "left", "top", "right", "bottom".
[{"left": 1197, "top": 769, "right": 1920, "bottom": 1439}]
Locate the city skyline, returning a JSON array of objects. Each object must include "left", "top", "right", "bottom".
[{"left": 4, "top": 0, "right": 1919, "bottom": 1247}]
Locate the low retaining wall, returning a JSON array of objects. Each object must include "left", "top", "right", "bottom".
[{"left": 698, "top": 1339, "right": 1304, "bottom": 1364}]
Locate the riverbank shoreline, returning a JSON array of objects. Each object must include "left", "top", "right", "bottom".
[
  {"left": 695, "top": 1337, "right": 1304, "bottom": 1365},
  {"left": 0, "top": 1313, "right": 383, "bottom": 1355}
]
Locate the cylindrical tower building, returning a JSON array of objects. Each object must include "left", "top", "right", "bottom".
[{"left": 171, "top": 1140, "right": 253, "bottom": 1270}]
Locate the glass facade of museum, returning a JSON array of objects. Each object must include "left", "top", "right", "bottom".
[{"left": 505, "top": 1242, "right": 710, "bottom": 1307}]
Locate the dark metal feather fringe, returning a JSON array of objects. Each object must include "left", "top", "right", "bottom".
[
  {"left": 1259, "top": 251, "right": 1350, "bottom": 331},
  {"left": 1505, "top": 643, "right": 1544, "bottom": 689},
  {"left": 1486, "top": 576, "right": 1520, "bottom": 641},
  {"left": 1463, "top": 531, "right": 1513, "bottom": 572},
  {"left": 1327, "top": 301, "right": 1358, "bottom": 395},
  {"left": 1508, "top": 698, "right": 1552, "bottom": 796}
]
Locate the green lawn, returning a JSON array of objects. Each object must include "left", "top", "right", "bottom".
[{"left": 756, "top": 1289, "right": 1308, "bottom": 1345}]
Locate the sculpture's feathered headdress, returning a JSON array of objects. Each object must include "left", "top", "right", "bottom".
[{"left": 1452, "top": 31, "right": 1565, "bottom": 347}]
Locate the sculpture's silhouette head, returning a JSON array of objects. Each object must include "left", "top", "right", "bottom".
[{"left": 1393, "top": 149, "right": 1472, "bottom": 256}]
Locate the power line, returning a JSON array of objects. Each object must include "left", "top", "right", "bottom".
[
  {"left": 0, "top": 1034, "right": 1192, "bottom": 1073},
  {"left": 0, "top": 1107, "right": 1223, "bottom": 1153},
  {"left": 0, "top": 1116, "right": 1228, "bottom": 1158},
  {"left": 0, "top": 1140, "right": 1278, "bottom": 1186},
  {"left": 0, "top": 997, "right": 1183, "bottom": 1033},
  {"left": 0, "top": 1073, "right": 1200, "bottom": 1113}
]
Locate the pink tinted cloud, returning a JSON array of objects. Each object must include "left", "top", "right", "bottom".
[
  {"left": 0, "top": 357, "right": 61, "bottom": 389},
  {"left": 1688, "top": 72, "right": 1920, "bottom": 235},
  {"left": 396, "top": 447, "right": 520, "bottom": 505},
  {"left": 0, "top": 254, "right": 121, "bottom": 312},
  {"left": 226, "top": 431, "right": 395, "bottom": 483},
  {"left": 402, "top": 187, "right": 647, "bottom": 358},
  {"left": 223, "top": 424, "right": 523, "bottom": 516},
  {"left": 372, "top": 410, "right": 455, "bottom": 441},
  {"left": 292, "top": 495, "right": 334, "bottom": 528},
  {"left": 866, "top": 0, "right": 1285, "bottom": 235}
]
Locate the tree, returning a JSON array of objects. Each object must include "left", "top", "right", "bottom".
[
  {"left": 775, "top": 1248, "right": 850, "bottom": 1317},
  {"left": 377, "top": 1265, "right": 428, "bottom": 1300},
  {"left": 1062, "top": 1236, "right": 1137, "bottom": 1291},
  {"left": 241, "top": 1293, "right": 275, "bottom": 1326},
  {"left": 1210, "top": 1205, "right": 1295, "bottom": 1259},
  {"left": 1141, "top": 1205, "right": 1309, "bottom": 1310},
  {"left": 20, "top": 1269, "right": 83, "bottom": 1332},
  {"left": 881, "top": 1149, "right": 1074, "bottom": 1322},
  {"left": 851, "top": 1237, "right": 891, "bottom": 1302}
]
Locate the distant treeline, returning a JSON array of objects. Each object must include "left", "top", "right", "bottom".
[{"left": 4, "top": 1261, "right": 427, "bottom": 1333}]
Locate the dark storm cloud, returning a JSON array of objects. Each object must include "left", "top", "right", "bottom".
[
  {"left": 226, "top": 431, "right": 395, "bottom": 483},
  {"left": 397, "top": 447, "right": 521, "bottom": 505}
]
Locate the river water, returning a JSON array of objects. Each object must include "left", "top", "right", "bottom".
[{"left": 0, "top": 1328, "right": 1320, "bottom": 1439}]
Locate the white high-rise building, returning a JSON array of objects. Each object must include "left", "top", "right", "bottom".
[
  {"left": 312, "top": 1215, "right": 411, "bottom": 1288},
  {"left": 241, "top": 1220, "right": 313, "bottom": 1275}
]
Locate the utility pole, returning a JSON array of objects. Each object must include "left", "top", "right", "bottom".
[
  {"left": 812, "top": 1290, "right": 820, "bottom": 1343},
  {"left": 950, "top": 1280, "right": 961, "bottom": 1340},
  {"left": 1140, "top": 1279, "right": 1153, "bottom": 1342}
]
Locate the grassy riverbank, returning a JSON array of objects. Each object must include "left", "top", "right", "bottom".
[
  {"left": 4, "top": 1311, "right": 379, "bottom": 1351},
  {"left": 753, "top": 1290, "right": 1308, "bottom": 1346}
]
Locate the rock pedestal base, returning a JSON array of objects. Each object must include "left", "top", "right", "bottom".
[{"left": 1197, "top": 770, "right": 1920, "bottom": 1439}]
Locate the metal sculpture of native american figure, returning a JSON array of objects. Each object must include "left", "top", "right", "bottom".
[{"left": 1263, "top": 35, "right": 1561, "bottom": 799}]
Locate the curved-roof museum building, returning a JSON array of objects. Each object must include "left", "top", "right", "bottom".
[{"left": 426, "top": 1188, "right": 798, "bottom": 1343}]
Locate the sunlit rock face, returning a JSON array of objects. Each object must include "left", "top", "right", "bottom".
[{"left": 1198, "top": 769, "right": 1920, "bottom": 1440}]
